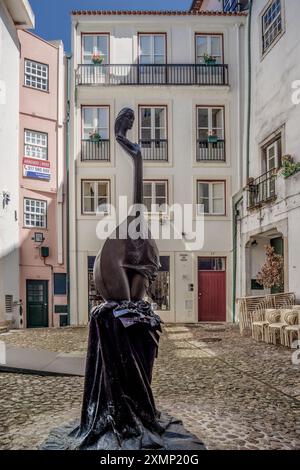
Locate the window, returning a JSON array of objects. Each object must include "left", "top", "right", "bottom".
[
  {"left": 24, "top": 198, "right": 47, "bottom": 228},
  {"left": 262, "top": 134, "right": 282, "bottom": 173},
  {"left": 198, "top": 257, "right": 226, "bottom": 271},
  {"left": 24, "top": 130, "right": 48, "bottom": 161},
  {"left": 82, "top": 180, "right": 110, "bottom": 214},
  {"left": 262, "top": 0, "right": 283, "bottom": 54},
  {"left": 54, "top": 274, "right": 67, "bottom": 296},
  {"left": 82, "top": 34, "right": 109, "bottom": 64},
  {"left": 138, "top": 34, "right": 166, "bottom": 64},
  {"left": 197, "top": 107, "right": 224, "bottom": 141},
  {"left": 148, "top": 256, "right": 170, "bottom": 310},
  {"left": 25, "top": 59, "right": 48, "bottom": 91},
  {"left": 139, "top": 106, "right": 167, "bottom": 161},
  {"left": 82, "top": 106, "right": 109, "bottom": 140},
  {"left": 197, "top": 181, "right": 225, "bottom": 215},
  {"left": 143, "top": 181, "right": 168, "bottom": 213},
  {"left": 195, "top": 34, "right": 223, "bottom": 64}
]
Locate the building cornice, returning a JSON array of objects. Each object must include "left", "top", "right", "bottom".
[{"left": 71, "top": 10, "right": 247, "bottom": 17}]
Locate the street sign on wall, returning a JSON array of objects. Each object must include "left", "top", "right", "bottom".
[{"left": 23, "top": 157, "right": 50, "bottom": 180}]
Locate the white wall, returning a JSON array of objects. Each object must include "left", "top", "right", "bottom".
[
  {"left": 70, "top": 14, "right": 246, "bottom": 324},
  {"left": 238, "top": 0, "right": 300, "bottom": 302},
  {"left": 0, "top": 2, "right": 20, "bottom": 324}
]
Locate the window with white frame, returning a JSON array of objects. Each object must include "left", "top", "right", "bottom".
[
  {"left": 197, "top": 107, "right": 224, "bottom": 141},
  {"left": 25, "top": 59, "right": 48, "bottom": 91},
  {"left": 82, "top": 34, "right": 109, "bottom": 64},
  {"left": 195, "top": 34, "right": 223, "bottom": 64},
  {"left": 138, "top": 34, "right": 166, "bottom": 64},
  {"left": 24, "top": 130, "right": 48, "bottom": 160},
  {"left": 197, "top": 181, "right": 225, "bottom": 215},
  {"left": 143, "top": 181, "right": 168, "bottom": 213},
  {"left": 82, "top": 107, "right": 109, "bottom": 140},
  {"left": 24, "top": 198, "right": 47, "bottom": 228},
  {"left": 140, "top": 106, "right": 167, "bottom": 142},
  {"left": 82, "top": 180, "right": 110, "bottom": 214},
  {"left": 262, "top": 0, "right": 283, "bottom": 54}
]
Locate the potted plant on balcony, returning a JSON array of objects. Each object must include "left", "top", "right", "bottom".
[
  {"left": 203, "top": 53, "right": 217, "bottom": 65},
  {"left": 89, "top": 130, "right": 101, "bottom": 143},
  {"left": 207, "top": 130, "right": 218, "bottom": 143},
  {"left": 92, "top": 52, "right": 104, "bottom": 65}
]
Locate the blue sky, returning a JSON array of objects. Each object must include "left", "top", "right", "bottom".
[{"left": 30, "top": 0, "right": 192, "bottom": 52}]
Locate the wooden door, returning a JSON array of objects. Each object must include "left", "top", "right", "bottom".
[
  {"left": 26, "top": 280, "right": 48, "bottom": 328},
  {"left": 198, "top": 257, "right": 226, "bottom": 322}
]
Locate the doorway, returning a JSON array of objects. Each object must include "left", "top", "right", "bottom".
[
  {"left": 26, "top": 280, "right": 49, "bottom": 328},
  {"left": 198, "top": 257, "right": 226, "bottom": 322}
]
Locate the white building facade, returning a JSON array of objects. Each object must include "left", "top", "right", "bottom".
[
  {"left": 0, "top": 0, "right": 34, "bottom": 327},
  {"left": 236, "top": 0, "right": 300, "bottom": 306},
  {"left": 69, "top": 6, "right": 247, "bottom": 325}
]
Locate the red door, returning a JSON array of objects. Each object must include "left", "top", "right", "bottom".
[{"left": 198, "top": 257, "right": 226, "bottom": 322}]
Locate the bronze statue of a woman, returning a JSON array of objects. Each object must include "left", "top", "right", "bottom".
[{"left": 41, "top": 108, "right": 205, "bottom": 451}]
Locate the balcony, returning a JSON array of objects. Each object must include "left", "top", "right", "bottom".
[
  {"left": 76, "top": 64, "right": 229, "bottom": 87},
  {"left": 196, "top": 140, "right": 225, "bottom": 162},
  {"left": 247, "top": 169, "right": 277, "bottom": 209},
  {"left": 139, "top": 139, "right": 168, "bottom": 162},
  {"left": 223, "top": 0, "right": 248, "bottom": 12},
  {"left": 81, "top": 139, "right": 110, "bottom": 162}
]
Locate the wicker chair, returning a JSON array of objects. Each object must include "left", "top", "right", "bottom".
[
  {"left": 284, "top": 309, "right": 300, "bottom": 348},
  {"left": 267, "top": 309, "right": 297, "bottom": 345}
]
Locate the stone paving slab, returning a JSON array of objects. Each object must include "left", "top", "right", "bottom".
[{"left": 0, "top": 345, "right": 85, "bottom": 377}]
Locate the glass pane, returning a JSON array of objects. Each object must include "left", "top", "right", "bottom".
[
  {"left": 141, "top": 129, "right": 151, "bottom": 140},
  {"left": 198, "top": 108, "right": 208, "bottom": 128},
  {"left": 84, "top": 182, "right": 94, "bottom": 197},
  {"left": 83, "top": 108, "right": 93, "bottom": 127},
  {"left": 155, "top": 108, "right": 165, "bottom": 128},
  {"left": 212, "top": 108, "right": 223, "bottom": 129},
  {"left": 98, "top": 182, "right": 108, "bottom": 197},
  {"left": 154, "top": 36, "right": 165, "bottom": 56},
  {"left": 141, "top": 108, "right": 151, "bottom": 127},
  {"left": 143, "top": 197, "right": 152, "bottom": 212},
  {"left": 212, "top": 182, "right": 224, "bottom": 198},
  {"left": 84, "top": 197, "right": 94, "bottom": 212},
  {"left": 198, "top": 198, "right": 209, "bottom": 213},
  {"left": 213, "top": 198, "right": 224, "bottom": 214},
  {"left": 139, "top": 36, "right": 151, "bottom": 55},
  {"left": 83, "top": 36, "right": 93, "bottom": 54},
  {"left": 211, "top": 36, "right": 222, "bottom": 58},
  {"left": 139, "top": 54, "right": 151, "bottom": 64},
  {"left": 196, "top": 36, "right": 207, "bottom": 60},
  {"left": 98, "top": 108, "right": 108, "bottom": 128},
  {"left": 155, "top": 183, "right": 166, "bottom": 197},
  {"left": 143, "top": 183, "right": 152, "bottom": 197},
  {"left": 198, "top": 183, "right": 209, "bottom": 198},
  {"left": 96, "top": 36, "right": 108, "bottom": 60}
]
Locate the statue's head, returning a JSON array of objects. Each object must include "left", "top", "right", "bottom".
[{"left": 114, "top": 107, "right": 135, "bottom": 136}]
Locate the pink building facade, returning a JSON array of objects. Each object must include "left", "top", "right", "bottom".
[{"left": 18, "top": 30, "right": 67, "bottom": 328}]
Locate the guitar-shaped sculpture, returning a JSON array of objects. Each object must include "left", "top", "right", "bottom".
[
  {"left": 93, "top": 107, "right": 160, "bottom": 302},
  {"left": 41, "top": 108, "right": 205, "bottom": 451}
]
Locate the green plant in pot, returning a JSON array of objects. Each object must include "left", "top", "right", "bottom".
[
  {"left": 203, "top": 53, "right": 217, "bottom": 65},
  {"left": 207, "top": 130, "right": 218, "bottom": 143},
  {"left": 92, "top": 52, "right": 104, "bottom": 65},
  {"left": 89, "top": 131, "right": 102, "bottom": 143}
]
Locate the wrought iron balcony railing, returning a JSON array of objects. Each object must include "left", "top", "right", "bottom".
[
  {"left": 247, "top": 168, "right": 277, "bottom": 209},
  {"left": 223, "top": 0, "right": 248, "bottom": 12},
  {"left": 139, "top": 139, "right": 168, "bottom": 161},
  {"left": 196, "top": 140, "right": 225, "bottom": 162},
  {"left": 81, "top": 139, "right": 110, "bottom": 161},
  {"left": 76, "top": 64, "right": 229, "bottom": 86}
]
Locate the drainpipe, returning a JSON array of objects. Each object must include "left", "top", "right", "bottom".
[
  {"left": 232, "top": 192, "right": 243, "bottom": 322},
  {"left": 246, "top": 0, "right": 253, "bottom": 180},
  {"left": 66, "top": 54, "right": 71, "bottom": 325}
]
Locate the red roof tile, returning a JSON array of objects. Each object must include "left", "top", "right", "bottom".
[{"left": 71, "top": 10, "right": 247, "bottom": 17}]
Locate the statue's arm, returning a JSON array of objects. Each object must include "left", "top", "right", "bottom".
[{"left": 116, "top": 134, "right": 141, "bottom": 159}]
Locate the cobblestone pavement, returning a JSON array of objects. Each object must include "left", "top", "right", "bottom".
[{"left": 0, "top": 323, "right": 299, "bottom": 450}]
